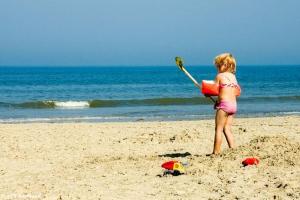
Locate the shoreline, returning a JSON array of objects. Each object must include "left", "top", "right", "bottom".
[
  {"left": 0, "top": 115, "right": 299, "bottom": 199},
  {"left": 1, "top": 112, "right": 300, "bottom": 124}
]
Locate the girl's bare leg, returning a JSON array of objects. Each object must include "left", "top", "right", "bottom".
[
  {"left": 213, "top": 109, "right": 228, "bottom": 154},
  {"left": 223, "top": 114, "right": 235, "bottom": 148}
]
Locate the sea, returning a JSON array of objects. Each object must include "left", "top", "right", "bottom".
[{"left": 0, "top": 65, "right": 299, "bottom": 123}]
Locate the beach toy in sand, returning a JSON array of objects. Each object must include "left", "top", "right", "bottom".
[
  {"left": 242, "top": 157, "right": 259, "bottom": 166},
  {"left": 201, "top": 80, "right": 219, "bottom": 96},
  {"left": 161, "top": 160, "right": 186, "bottom": 176}
]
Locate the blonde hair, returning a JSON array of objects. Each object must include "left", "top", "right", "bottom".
[{"left": 214, "top": 53, "right": 236, "bottom": 73}]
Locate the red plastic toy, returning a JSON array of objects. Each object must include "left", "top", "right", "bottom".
[
  {"left": 161, "top": 160, "right": 185, "bottom": 174},
  {"left": 161, "top": 160, "right": 176, "bottom": 170},
  {"left": 242, "top": 157, "right": 259, "bottom": 166}
]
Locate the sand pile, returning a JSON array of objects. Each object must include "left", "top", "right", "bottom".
[{"left": 182, "top": 135, "right": 300, "bottom": 199}]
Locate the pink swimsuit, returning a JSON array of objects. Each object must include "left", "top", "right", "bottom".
[
  {"left": 215, "top": 100, "right": 237, "bottom": 115},
  {"left": 214, "top": 75, "right": 240, "bottom": 115}
]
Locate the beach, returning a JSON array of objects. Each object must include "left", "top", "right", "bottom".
[
  {"left": 1, "top": 0, "right": 300, "bottom": 199},
  {"left": 0, "top": 115, "right": 299, "bottom": 200}
]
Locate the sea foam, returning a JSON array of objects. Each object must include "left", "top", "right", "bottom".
[{"left": 54, "top": 101, "right": 90, "bottom": 109}]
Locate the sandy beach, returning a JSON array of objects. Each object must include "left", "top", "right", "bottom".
[{"left": 0, "top": 115, "right": 299, "bottom": 200}]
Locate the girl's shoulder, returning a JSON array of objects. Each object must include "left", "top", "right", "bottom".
[
  {"left": 217, "top": 72, "right": 237, "bottom": 83},
  {"left": 217, "top": 72, "right": 234, "bottom": 79},
  {"left": 219, "top": 72, "right": 236, "bottom": 78}
]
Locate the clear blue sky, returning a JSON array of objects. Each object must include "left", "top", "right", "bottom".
[{"left": 0, "top": 0, "right": 299, "bottom": 66}]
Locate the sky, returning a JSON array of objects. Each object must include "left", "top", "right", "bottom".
[{"left": 0, "top": 0, "right": 299, "bottom": 66}]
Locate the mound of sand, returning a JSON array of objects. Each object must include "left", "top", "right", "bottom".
[{"left": 185, "top": 135, "right": 300, "bottom": 199}]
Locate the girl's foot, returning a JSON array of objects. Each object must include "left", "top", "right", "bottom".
[{"left": 206, "top": 153, "right": 220, "bottom": 157}]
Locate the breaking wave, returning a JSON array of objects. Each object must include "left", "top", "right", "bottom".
[{"left": 0, "top": 95, "right": 299, "bottom": 109}]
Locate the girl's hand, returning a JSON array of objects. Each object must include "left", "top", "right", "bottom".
[{"left": 214, "top": 100, "right": 219, "bottom": 109}]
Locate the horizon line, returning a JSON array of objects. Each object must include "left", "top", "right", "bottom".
[{"left": 0, "top": 64, "right": 300, "bottom": 68}]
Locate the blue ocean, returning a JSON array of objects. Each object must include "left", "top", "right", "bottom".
[{"left": 0, "top": 65, "right": 299, "bottom": 123}]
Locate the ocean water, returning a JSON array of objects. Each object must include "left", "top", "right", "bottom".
[{"left": 0, "top": 65, "right": 299, "bottom": 123}]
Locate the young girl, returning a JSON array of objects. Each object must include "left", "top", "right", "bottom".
[{"left": 211, "top": 53, "right": 241, "bottom": 154}]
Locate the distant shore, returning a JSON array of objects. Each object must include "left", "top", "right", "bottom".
[{"left": 0, "top": 115, "right": 299, "bottom": 199}]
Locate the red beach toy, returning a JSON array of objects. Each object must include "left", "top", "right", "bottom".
[
  {"left": 242, "top": 157, "right": 259, "bottom": 166},
  {"left": 161, "top": 160, "right": 186, "bottom": 174}
]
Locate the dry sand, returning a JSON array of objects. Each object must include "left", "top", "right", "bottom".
[{"left": 0, "top": 116, "right": 299, "bottom": 200}]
